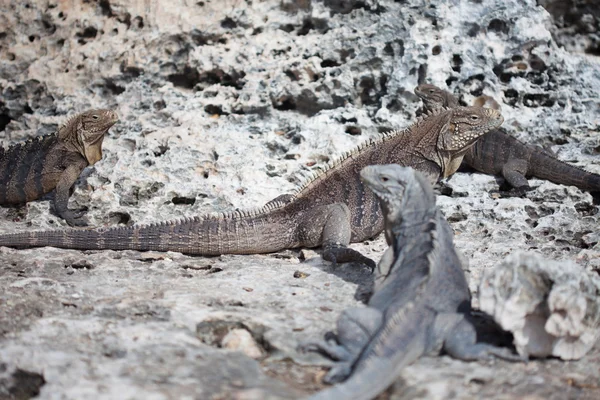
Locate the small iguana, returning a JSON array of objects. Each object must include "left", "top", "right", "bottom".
[
  {"left": 0, "top": 107, "right": 502, "bottom": 265},
  {"left": 301, "top": 165, "right": 523, "bottom": 400},
  {"left": 415, "top": 83, "right": 600, "bottom": 194},
  {"left": 0, "top": 109, "right": 118, "bottom": 226}
]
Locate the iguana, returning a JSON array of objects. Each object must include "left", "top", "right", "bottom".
[
  {"left": 301, "top": 165, "right": 524, "bottom": 400},
  {"left": 415, "top": 83, "right": 600, "bottom": 194},
  {"left": 0, "top": 109, "right": 119, "bottom": 226},
  {"left": 0, "top": 107, "right": 502, "bottom": 265}
]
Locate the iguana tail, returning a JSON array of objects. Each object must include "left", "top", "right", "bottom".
[
  {"left": 0, "top": 207, "right": 295, "bottom": 254},
  {"left": 307, "top": 345, "right": 424, "bottom": 400},
  {"left": 530, "top": 150, "right": 600, "bottom": 192},
  {"left": 307, "top": 312, "right": 432, "bottom": 400}
]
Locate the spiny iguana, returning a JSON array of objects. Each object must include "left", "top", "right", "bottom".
[
  {"left": 301, "top": 165, "right": 524, "bottom": 400},
  {"left": 0, "top": 107, "right": 502, "bottom": 265},
  {"left": 415, "top": 83, "right": 600, "bottom": 194},
  {"left": 0, "top": 109, "right": 118, "bottom": 226}
]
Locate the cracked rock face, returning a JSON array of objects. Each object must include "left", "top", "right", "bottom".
[
  {"left": 1, "top": 0, "right": 600, "bottom": 399},
  {"left": 479, "top": 251, "right": 600, "bottom": 360},
  {"left": 538, "top": 0, "right": 600, "bottom": 56}
]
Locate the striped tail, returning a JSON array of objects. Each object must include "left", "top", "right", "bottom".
[
  {"left": 529, "top": 151, "right": 600, "bottom": 192},
  {"left": 0, "top": 210, "right": 295, "bottom": 254},
  {"left": 307, "top": 341, "right": 425, "bottom": 400}
]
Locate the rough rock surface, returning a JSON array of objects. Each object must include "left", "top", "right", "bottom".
[
  {"left": 480, "top": 251, "right": 600, "bottom": 360},
  {"left": 538, "top": 0, "right": 600, "bottom": 56},
  {"left": 0, "top": 0, "right": 599, "bottom": 399}
]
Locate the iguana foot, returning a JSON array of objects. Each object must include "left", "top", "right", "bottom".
[
  {"left": 66, "top": 217, "right": 89, "bottom": 227},
  {"left": 322, "top": 244, "right": 376, "bottom": 270},
  {"left": 299, "top": 340, "right": 354, "bottom": 384},
  {"left": 70, "top": 208, "right": 88, "bottom": 218},
  {"left": 298, "top": 339, "right": 353, "bottom": 362},
  {"left": 496, "top": 185, "right": 531, "bottom": 198},
  {"left": 443, "top": 317, "right": 526, "bottom": 363},
  {"left": 322, "top": 362, "right": 353, "bottom": 384},
  {"left": 508, "top": 185, "right": 532, "bottom": 197},
  {"left": 480, "top": 344, "right": 527, "bottom": 362},
  {"left": 323, "top": 331, "right": 337, "bottom": 342},
  {"left": 61, "top": 210, "right": 90, "bottom": 227}
]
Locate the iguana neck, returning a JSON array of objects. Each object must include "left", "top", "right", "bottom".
[
  {"left": 82, "top": 136, "right": 105, "bottom": 165},
  {"left": 58, "top": 119, "right": 104, "bottom": 165}
]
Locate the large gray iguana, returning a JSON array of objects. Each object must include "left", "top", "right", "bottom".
[
  {"left": 0, "top": 106, "right": 502, "bottom": 266},
  {"left": 0, "top": 109, "right": 118, "bottom": 226},
  {"left": 301, "top": 164, "right": 523, "bottom": 400},
  {"left": 415, "top": 83, "right": 600, "bottom": 194}
]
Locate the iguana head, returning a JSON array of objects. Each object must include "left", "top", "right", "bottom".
[
  {"left": 360, "top": 164, "right": 435, "bottom": 220},
  {"left": 440, "top": 106, "right": 503, "bottom": 152},
  {"left": 59, "top": 109, "right": 119, "bottom": 164},
  {"left": 414, "top": 84, "right": 458, "bottom": 110}
]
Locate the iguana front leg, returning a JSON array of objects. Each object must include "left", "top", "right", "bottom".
[
  {"left": 298, "top": 203, "right": 376, "bottom": 269},
  {"left": 373, "top": 246, "right": 394, "bottom": 291},
  {"left": 501, "top": 158, "right": 531, "bottom": 191},
  {"left": 300, "top": 307, "right": 383, "bottom": 383},
  {"left": 54, "top": 162, "right": 88, "bottom": 226}
]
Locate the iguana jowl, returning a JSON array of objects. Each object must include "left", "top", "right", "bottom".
[
  {"left": 302, "top": 165, "right": 523, "bottom": 400},
  {"left": 0, "top": 107, "right": 502, "bottom": 264},
  {"left": 415, "top": 83, "right": 600, "bottom": 193},
  {"left": 0, "top": 109, "right": 119, "bottom": 226}
]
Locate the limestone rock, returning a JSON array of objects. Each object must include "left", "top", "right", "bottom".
[
  {"left": 479, "top": 251, "right": 600, "bottom": 360},
  {"left": 1, "top": 0, "right": 600, "bottom": 398},
  {"left": 222, "top": 329, "right": 264, "bottom": 360}
]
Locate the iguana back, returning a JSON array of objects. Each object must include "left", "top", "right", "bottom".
[{"left": 0, "top": 134, "right": 61, "bottom": 204}]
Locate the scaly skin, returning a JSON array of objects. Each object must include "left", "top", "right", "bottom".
[
  {"left": 301, "top": 165, "right": 524, "bottom": 400},
  {"left": 0, "top": 109, "right": 118, "bottom": 225},
  {"left": 0, "top": 107, "right": 502, "bottom": 266},
  {"left": 415, "top": 83, "right": 600, "bottom": 193}
]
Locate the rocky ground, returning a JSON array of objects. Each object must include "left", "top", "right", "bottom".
[{"left": 0, "top": 0, "right": 599, "bottom": 399}]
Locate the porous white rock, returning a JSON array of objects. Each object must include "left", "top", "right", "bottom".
[
  {"left": 479, "top": 251, "right": 600, "bottom": 360},
  {"left": 1, "top": 0, "right": 600, "bottom": 398},
  {"left": 221, "top": 328, "right": 264, "bottom": 360}
]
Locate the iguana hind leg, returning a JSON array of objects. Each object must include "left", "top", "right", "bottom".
[
  {"left": 54, "top": 163, "right": 88, "bottom": 226},
  {"left": 374, "top": 246, "right": 394, "bottom": 290},
  {"left": 298, "top": 203, "right": 376, "bottom": 269},
  {"left": 300, "top": 307, "right": 383, "bottom": 383},
  {"left": 438, "top": 313, "right": 525, "bottom": 362}
]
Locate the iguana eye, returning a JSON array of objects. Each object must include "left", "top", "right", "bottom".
[
  {"left": 92, "top": 115, "right": 99, "bottom": 120},
  {"left": 381, "top": 176, "right": 389, "bottom": 182},
  {"left": 470, "top": 115, "right": 480, "bottom": 121}
]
